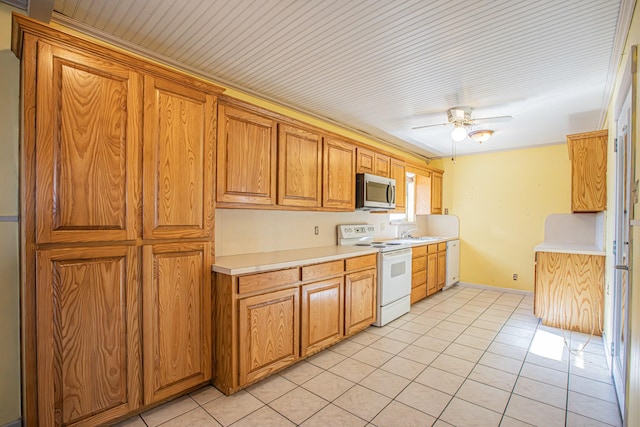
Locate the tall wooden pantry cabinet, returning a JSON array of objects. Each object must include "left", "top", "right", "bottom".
[{"left": 12, "top": 14, "right": 223, "bottom": 426}]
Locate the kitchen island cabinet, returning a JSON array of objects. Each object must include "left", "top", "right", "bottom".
[
  {"left": 534, "top": 251, "right": 604, "bottom": 334},
  {"left": 212, "top": 249, "right": 377, "bottom": 394}
]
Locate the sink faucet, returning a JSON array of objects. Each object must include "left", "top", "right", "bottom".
[{"left": 400, "top": 227, "right": 418, "bottom": 239}]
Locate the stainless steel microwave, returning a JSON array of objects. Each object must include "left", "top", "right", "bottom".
[{"left": 355, "top": 173, "right": 396, "bottom": 210}]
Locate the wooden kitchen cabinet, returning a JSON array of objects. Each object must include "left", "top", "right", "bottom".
[
  {"left": 567, "top": 130, "right": 608, "bottom": 212},
  {"left": 357, "top": 147, "right": 391, "bottom": 177},
  {"left": 143, "top": 76, "right": 216, "bottom": 239},
  {"left": 431, "top": 172, "right": 443, "bottom": 215},
  {"left": 323, "top": 137, "right": 356, "bottom": 210},
  {"left": 415, "top": 170, "right": 432, "bottom": 215},
  {"left": 390, "top": 158, "right": 406, "bottom": 212},
  {"left": 345, "top": 268, "right": 377, "bottom": 335},
  {"left": 534, "top": 251, "right": 604, "bottom": 334},
  {"left": 34, "top": 41, "right": 142, "bottom": 245},
  {"left": 427, "top": 245, "right": 438, "bottom": 296},
  {"left": 238, "top": 287, "right": 300, "bottom": 386},
  {"left": 36, "top": 246, "right": 141, "bottom": 426},
  {"left": 437, "top": 243, "right": 447, "bottom": 290},
  {"left": 301, "top": 277, "right": 344, "bottom": 356},
  {"left": 411, "top": 245, "right": 428, "bottom": 303},
  {"left": 213, "top": 253, "right": 377, "bottom": 394},
  {"left": 142, "top": 242, "right": 212, "bottom": 404},
  {"left": 216, "top": 103, "right": 278, "bottom": 205},
  {"left": 278, "top": 124, "right": 322, "bottom": 208},
  {"left": 15, "top": 15, "right": 224, "bottom": 426}
]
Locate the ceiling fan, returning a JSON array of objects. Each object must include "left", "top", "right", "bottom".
[{"left": 412, "top": 106, "right": 512, "bottom": 143}]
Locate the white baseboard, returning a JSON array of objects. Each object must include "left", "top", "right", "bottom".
[
  {"left": 1, "top": 419, "right": 21, "bottom": 427},
  {"left": 456, "top": 281, "right": 534, "bottom": 296}
]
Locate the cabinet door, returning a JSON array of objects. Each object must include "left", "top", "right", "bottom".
[
  {"left": 431, "top": 172, "right": 443, "bottom": 214},
  {"left": 415, "top": 171, "right": 432, "bottom": 215},
  {"left": 323, "top": 137, "right": 356, "bottom": 210},
  {"left": 35, "top": 42, "right": 141, "bottom": 244},
  {"left": 345, "top": 268, "right": 377, "bottom": 335},
  {"left": 238, "top": 287, "right": 299, "bottom": 386},
  {"left": 534, "top": 252, "right": 604, "bottom": 334},
  {"left": 217, "top": 104, "right": 277, "bottom": 205},
  {"left": 278, "top": 124, "right": 322, "bottom": 207},
  {"left": 143, "top": 77, "right": 215, "bottom": 239},
  {"left": 390, "top": 159, "right": 406, "bottom": 211},
  {"left": 143, "top": 242, "right": 212, "bottom": 403},
  {"left": 36, "top": 246, "right": 141, "bottom": 426},
  {"left": 437, "top": 250, "right": 447, "bottom": 290},
  {"left": 356, "top": 147, "right": 375, "bottom": 174},
  {"left": 426, "top": 252, "right": 438, "bottom": 295},
  {"left": 567, "top": 130, "right": 607, "bottom": 212},
  {"left": 301, "top": 278, "right": 344, "bottom": 356},
  {"left": 375, "top": 153, "right": 391, "bottom": 177}
]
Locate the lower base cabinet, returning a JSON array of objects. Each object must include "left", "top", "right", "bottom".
[
  {"left": 143, "top": 242, "right": 212, "bottom": 404},
  {"left": 301, "top": 278, "right": 344, "bottom": 356},
  {"left": 412, "top": 243, "right": 447, "bottom": 302},
  {"left": 345, "top": 269, "right": 377, "bottom": 335},
  {"left": 213, "top": 253, "right": 377, "bottom": 394},
  {"left": 534, "top": 251, "right": 604, "bottom": 334},
  {"left": 36, "top": 246, "right": 142, "bottom": 427},
  {"left": 239, "top": 287, "right": 300, "bottom": 385}
]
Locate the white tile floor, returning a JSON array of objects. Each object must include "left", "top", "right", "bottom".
[{"left": 114, "top": 285, "right": 622, "bottom": 427}]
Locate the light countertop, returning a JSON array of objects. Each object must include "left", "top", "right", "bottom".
[
  {"left": 212, "top": 245, "right": 379, "bottom": 275},
  {"left": 534, "top": 242, "right": 605, "bottom": 256}
]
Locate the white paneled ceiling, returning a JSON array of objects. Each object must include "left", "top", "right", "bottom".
[{"left": 50, "top": 0, "right": 629, "bottom": 158}]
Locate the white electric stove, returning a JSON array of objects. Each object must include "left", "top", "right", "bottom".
[{"left": 337, "top": 224, "right": 412, "bottom": 326}]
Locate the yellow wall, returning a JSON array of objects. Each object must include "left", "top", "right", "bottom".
[
  {"left": 0, "top": 3, "right": 22, "bottom": 425},
  {"left": 431, "top": 145, "right": 571, "bottom": 291}
]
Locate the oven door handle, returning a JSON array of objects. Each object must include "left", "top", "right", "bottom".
[{"left": 381, "top": 248, "right": 412, "bottom": 259}]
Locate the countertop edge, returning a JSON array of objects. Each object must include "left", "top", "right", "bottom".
[
  {"left": 534, "top": 244, "right": 605, "bottom": 256},
  {"left": 212, "top": 246, "right": 380, "bottom": 276}
]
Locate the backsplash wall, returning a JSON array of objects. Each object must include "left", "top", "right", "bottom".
[{"left": 215, "top": 209, "right": 398, "bottom": 256}]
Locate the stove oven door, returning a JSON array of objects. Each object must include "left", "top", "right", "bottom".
[{"left": 379, "top": 248, "right": 412, "bottom": 306}]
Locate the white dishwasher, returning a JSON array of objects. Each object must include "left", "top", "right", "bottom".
[{"left": 446, "top": 239, "right": 460, "bottom": 287}]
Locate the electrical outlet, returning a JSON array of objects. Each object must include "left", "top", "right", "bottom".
[
  {"left": 513, "top": 273, "right": 518, "bottom": 281},
  {"left": 444, "top": 208, "right": 449, "bottom": 215},
  {"left": 314, "top": 226, "right": 319, "bottom": 235}
]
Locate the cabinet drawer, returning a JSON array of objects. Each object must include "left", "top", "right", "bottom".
[
  {"left": 412, "top": 246, "right": 427, "bottom": 257},
  {"left": 411, "top": 284, "right": 427, "bottom": 304},
  {"left": 238, "top": 268, "right": 300, "bottom": 294},
  {"left": 412, "top": 256, "right": 426, "bottom": 272},
  {"left": 302, "top": 260, "right": 344, "bottom": 281},
  {"left": 437, "top": 243, "right": 447, "bottom": 251},
  {"left": 345, "top": 254, "right": 377, "bottom": 271},
  {"left": 412, "top": 270, "right": 427, "bottom": 288},
  {"left": 428, "top": 244, "right": 438, "bottom": 254}
]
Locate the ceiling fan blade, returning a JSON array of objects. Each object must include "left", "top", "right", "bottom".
[
  {"left": 472, "top": 115, "right": 513, "bottom": 124},
  {"left": 411, "top": 122, "right": 450, "bottom": 130}
]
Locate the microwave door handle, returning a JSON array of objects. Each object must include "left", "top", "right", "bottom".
[{"left": 387, "top": 184, "right": 392, "bottom": 204}]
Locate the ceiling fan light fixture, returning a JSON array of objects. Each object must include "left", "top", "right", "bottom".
[
  {"left": 468, "top": 129, "right": 494, "bottom": 143},
  {"left": 451, "top": 125, "right": 467, "bottom": 141}
]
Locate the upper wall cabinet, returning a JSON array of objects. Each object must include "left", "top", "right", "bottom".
[
  {"left": 390, "top": 159, "right": 406, "bottom": 212},
  {"left": 278, "top": 124, "right": 322, "bottom": 208},
  {"left": 323, "top": 137, "right": 356, "bottom": 210},
  {"left": 216, "top": 103, "right": 277, "bottom": 205},
  {"left": 356, "top": 147, "right": 390, "bottom": 177},
  {"left": 567, "top": 130, "right": 608, "bottom": 212},
  {"left": 430, "top": 171, "right": 443, "bottom": 215},
  {"left": 35, "top": 42, "right": 142, "bottom": 244},
  {"left": 143, "top": 76, "right": 216, "bottom": 239}
]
